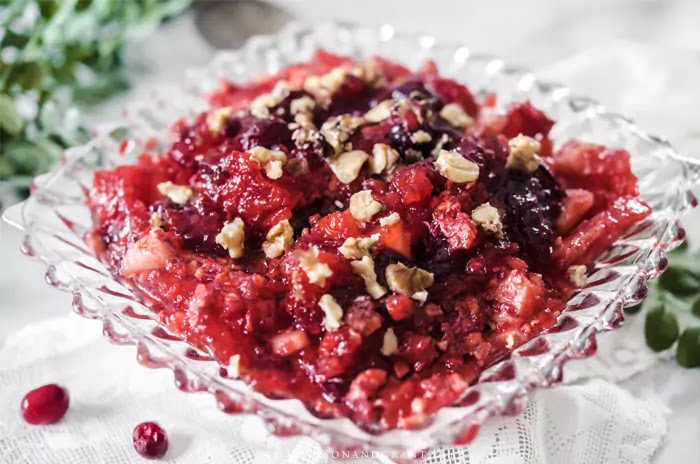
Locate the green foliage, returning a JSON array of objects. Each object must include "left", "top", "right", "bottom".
[
  {"left": 628, "top": 240, "right": 700, "bottom": 367},
  {"left": 644, "top": 302, "right": 679, "bottom": 352},
  {"left": 676, "top": 327, "right": 700, "bottom": 368},
  {"left": 0, "top": 0, "right": 191, "bottom": 182}
]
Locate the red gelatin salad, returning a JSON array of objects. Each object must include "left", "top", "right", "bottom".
[{"left": 86, "top": 51, "right": 651, "bottom": 432}]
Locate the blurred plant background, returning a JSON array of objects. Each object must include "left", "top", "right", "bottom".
[{"left": 0, "top": 0, "right": 191, "bottom": 194}]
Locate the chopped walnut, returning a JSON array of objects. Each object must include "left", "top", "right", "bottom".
[
  {"left": 288, "top": 112, "right": 316, "bottom": 131},
  {"left": 249, "top": 93, "right": 277, "bottom": 119},
  {"left": 439, "top": 103, "right": 474, "bottom": 129},
  {"left": 471, "top": 202, "right": 503, "bottom": 236},
  {"left": 506, "top": 134, "right": 542, "bottom": 173},
  {"left": 385, "top": 262, "right": 434, "bottom": 301},
  {"left": 157, "top": 181, "right": 193, "bottom": 205},
  {"left": 249, "top": 81, "right": 290, "bottom": 118},
  {"left": 215, "top": 217, "right": 246, "bottom": 259},
  {"left": 293, "top": 245, "right": 333, "bottom": 287},
  {"left": 381, "top": 328, "right": 398, "bottom": 356},
  {"left": 291, "top": 126, "right": 318, "bottom": 146},
  {"left": 249, "top": 146, "right": 287, "bottom": 179},
  {"left": 149, "top": 212, "right": 163, "bottom": 228},
  {"left": 339, "top": 234, "right": 379, "bottom": 260},
  {"left": 290, "top": 96, "right": 316, "bottom": 115},
  {"left": 350, "top": 60, "right": 387, "bottom": 87},
  {"left": 318, "top": 294, "right": 343, "bottom": 331},
  {"left": 328, "top": 150, "right": 369, "bottom": 184},
  {"left": 263, "top": 220, "right": 294, "bottom": 258},
  {"left": 304, "top": 67, "right": 348, "bottom": 100},
  {"left": 320, "top": 114, "right": 365, "bottom": 155},
  {"left": 206, "top": 106, "right": 233, "bottom": 133},
  {"left": 567, "top": 265, "right": 587, "bottom": 286},
  {"left": 369, "top": 143, "right": 400, "bottom": 175},
  {"left": 412, "top": 290, "right": 428, "bottom": 305},
  {"left": 351, "top": 255, "right": 387, "bottom": 299},
  {"left": 349, "top": 190, "right": 383, "bottom": 222},
  {"left": 411, "top": 130, "right": 432, "bottom": 144},
  {"left": 434, "top": 149, "right": 480, "bottom": 183},
  {"left": 364, "top": 100, "right": 394, "bottom": 123},
  {"left": 379, "top": 212, "right": 401, "bottom": 227}
]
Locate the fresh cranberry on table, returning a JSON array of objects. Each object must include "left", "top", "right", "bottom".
[
  {"left": 133, "top": 421, "right": 169, "bottom": 459},
  {"left": 21, "top": 383, "right": 70, "bottom": 425}
]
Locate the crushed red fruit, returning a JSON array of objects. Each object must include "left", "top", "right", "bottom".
[
  {"left": 21, "top": 384, "right": 70, "bottom": 425},
  {"left": 86, "top": 51, "right": 651, "bottom": 432}
]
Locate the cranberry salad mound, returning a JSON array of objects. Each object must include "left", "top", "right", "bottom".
[{"left": 85, "top": 51, "right": 652, "bottom": 432}]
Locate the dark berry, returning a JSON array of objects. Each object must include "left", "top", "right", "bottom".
[
  {"left": 21, "top": 384, "right": 70, "bottom": 425},
  {"left": 133, "top": 421, "right": 169, "bottom": 459}
]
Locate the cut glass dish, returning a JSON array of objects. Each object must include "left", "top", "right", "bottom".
[{"left": 3, "top": 22, "right": 699, "bottom": 462}]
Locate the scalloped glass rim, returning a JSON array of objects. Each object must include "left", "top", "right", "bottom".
[{"left": 3, "top": 21, "right": 699, "bottom": 461}]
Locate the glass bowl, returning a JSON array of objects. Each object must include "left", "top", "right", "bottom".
[{"left": 3, "top": 21, "right": 699, "bottom": 462}]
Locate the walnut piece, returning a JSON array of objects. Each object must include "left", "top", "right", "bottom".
[
  {"left": 290, "top": 96, "right": 316, "bottom": 115},
  {"left": 249, "top": 81, "right": 290, "bottom": 118},
  {"left": 206, "top": 106, "right": 233, "bottom": 133},
  {"left": 379, "top": 212, "right": 401, "bottom": 227},
  {"left": 350, "top": 60, "right": 387, "bottom": 87},
  {"left": 318, "top": 294, "right": 343, "bottom": 331},
  {"left": 157, "top": 181, "right": 193, "bottom": 205},
  {"left": 471, "top": 202, "right": 503, "bottom": 236},
  {"left": 328, "top": 150, "right": 370, "bottom": 184},
  {"left": 339, "top": 234, "right": 379, "bottom": 260},
  {"left": 304, "top": 67, "right": 348, "bottom": 100},
  {"left": 249, "top": 146, "right": 287, "bottom": 179},
  {"left": 385, "top": 262, "right": 434, "bottom": 301},
  {"left": 506, "top": 134, "right": 542, "bottom": 173},
  {"left": 320, "top": 114, "right": 365, "bottom": 155},
  {"left": 293, "top": 245, "right": 333, "bottom": 286},
  {"left": 364, "top": 100, "right": 394, "bottom": 123},
  {"left": 263, "top": 220, "right": 294, "bottom": 258},
  {"left": 369, "top": 143, "right": 400, "bottom": 175},
  {"left": 434, "top": 149, "right": 480, "bottom": 183},
  {"left": 215, "top": 218, "right": 246, "bottom": 259},
  {"left": 411, "top": 130, "right": 432, "bottom": 144},
  {"left": 567, "top": 265, "right": 587, "bottom": 286},
  {"left": 349, "top": 190, "right": 383, "bottom": 222},
  {"left": 381, "top": 328, "right": 398, "bottom": 356},
  {"left": 439, "top": 103, "right": 474, "bottom": 129},
  {"left": 351, "top": 255, "right": 387, "bottom": 299}
]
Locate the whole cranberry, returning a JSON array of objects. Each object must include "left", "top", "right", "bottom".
[
  {"left": 21, "top": 384, "right": 70, "bottom": 425},
  {"left": 133, "top": 422, "right": 169, "bottom": 459}
]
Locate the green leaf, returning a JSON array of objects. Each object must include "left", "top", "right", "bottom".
[
  {"left": 39, "top": 1, "right": 61, "bottom": 19},
  {"left": 4, "top": 139, "right": 61, "bottom": 176},
  {"left": 670, "top": 240, "right": 689, "bottom": 254},
  {"left": 692, "top": 298, "right": 700, "bottom": 319},
  {"left": 624, "top": 302, "right": 643, "bottom": 315},
  {"left": 0, "top": 94, "right": 24, "bottom": 135},
  {"left": 9, "top": 61, "right": 44, "bottom": 89},
  {"left": 645, "top": 302, "right": 680, "bottom": 352},
  {"left": 658, "top": 266, "right": 700, "bottom": 297},
  {"left": 676, "top": 327, "right": 700, "bottom": 368}
]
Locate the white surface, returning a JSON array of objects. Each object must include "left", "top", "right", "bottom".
[
  {"left": 2, "top": 4, "right": 700, "bottom": 463},
  {"left": 0, "top": 315, "right": 670, "bottom": 464}
]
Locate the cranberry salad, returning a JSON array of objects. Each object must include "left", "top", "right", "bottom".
[{"left": 87, "top": 51, "right": 651, "bottom": 431}]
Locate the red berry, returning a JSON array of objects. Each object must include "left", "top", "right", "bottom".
[
  {"left": 133, "top": 422, "right": 169, "bottom": 459},
  {"left": 21, "top": 384, "right": 70, "bottom": 425}
]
